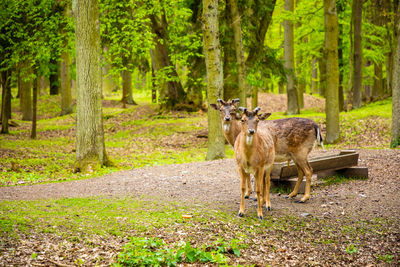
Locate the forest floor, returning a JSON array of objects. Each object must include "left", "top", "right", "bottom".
[{"left": 0, "top": 93, "right": 399, "bottom": 266}]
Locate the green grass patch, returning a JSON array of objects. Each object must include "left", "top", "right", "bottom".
[{"left": 321, "top": 175, "right": 368, "bottom": 187}]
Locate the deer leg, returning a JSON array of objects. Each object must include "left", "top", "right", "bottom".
[
  {"left": 255, "top": 168, "right": 264, "bottom": 220},
  {"left": 238, "top": 167, "right": 248, "bottom": 217},
  {"left": 287, "top": 164, "right": 304, "bottom": 199},
  {"left": 264, "top": 165, "right": 273, "bottom": 211},
  {"left": 245, "top": 175, "right": 252, "bottom": 199},
  {"left": 299, "top": 162, "right": 313, "bottom": 203}
]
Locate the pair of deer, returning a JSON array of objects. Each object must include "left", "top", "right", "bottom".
[{"left": 211, "top": 99, "right": 324, "bottom": 220}]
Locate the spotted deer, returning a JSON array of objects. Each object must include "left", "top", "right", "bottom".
[
  {"left": 210, "top": 99, "right": 324, "bottom": 203},
  {"left": 234, "top": 107, "right": 275, "bottom": 219}
]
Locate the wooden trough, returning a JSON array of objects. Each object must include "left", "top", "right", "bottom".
[{"left": 271, "top": 150, "right": 368, "bottom": 193}]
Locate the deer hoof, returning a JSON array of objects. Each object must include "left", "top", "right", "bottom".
[
  {"left": 265, "top": 206, "right": 271, "bottom": 211},
  {"left": 258, "top": 216, "right": 263, "bottom": 220},
  {"left": 296, "top": 200, "right": 305, "bottom": 203},
  {"left": 238, "top": 212, "right": 244, "bottom": 217}
]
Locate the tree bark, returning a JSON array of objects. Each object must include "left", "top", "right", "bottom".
[
  {"left": 352, "top": 0, "right": 363, "bottom": 109},
  {"left": 391, "top": 4, "right": 400, "bottom": 147},
  {"left": 251, "top": 86, "right": 258, "bottom": 109},
  {"left": 337, "top": 0, "right": 345, "bottom": 111},
  {"left": 149, "top": 13, "right": 186, "bottom": 110},
  {"left": 318, "top": 53, "right": 326, "bottom": 97},
  {"left": 228, "top": 0, "right": 246, "bottom": 107},
  {"left": 202, "top": 0, "right": 225, "bottom": 160},
  {"left": 1, "top": 70, "right": 11, "bottom": 134},
  {"left": 60, "top": 50, "right": 73, "bottom": 116},
  {"left": 284, "top": 0, "right": 299, "bottom": 115},
  {"left": 324, "top": 0, "right": 340, "bottom": 144},
  {"left": 372, "top": 0, "right": 384, "bottom": 100},
  {"left": 31, "top": 74, "right": 38, "bottom": 139},
  {"left": 73, "top": 0, "right": 108, "bottom": 172}
]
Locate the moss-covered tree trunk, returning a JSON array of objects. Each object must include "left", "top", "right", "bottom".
[
  {"left": 311, "top": 57, "right": 318, "bottom": 94},
  {"left": 31, "top": 73, "right": 37, "bottom": 139},
  {"left": 352, "top": 0, "right": 363, "bottom": 109},
  {"left": 121, "top": 58, "right": 137, "bottom": 107},
  {"left": 149, "top": 13, "right": 186, "bottom": 110},
  {"left": 49, "top": 57, "right": 60, "bottom": 95},
  {"left": 203, "top": 0, "right": 225, "bottom": 160},
  {"left": 318, "top": 53, "right": 326, "bottom": 97},
  {"left": 73, "top": 0, "right": 108, "bottom": 172},
  {"left": 324, "top": 0, "right": 340, "bottom": 144},
  {"left": 60, "top": 50, "right": 73, "bottom": 116},
  {"left": 284, "top": 0, "right": 299, "bottom": 115},
  {"left": 228, "top": 0, "right": 246, "bottom": 107},
  {"left": 391, "top": 4, "right": 400, "bottom": 148}
]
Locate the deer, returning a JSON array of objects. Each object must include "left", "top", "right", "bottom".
[
  {"left": 210, "top": 99, "right": 253, "bottom": 198},
  {"left": 234, "top": 107, "right": 275, "bottom": 220},
  {"left": 210, "top": 99, "right": 324, "bottom": 203}
]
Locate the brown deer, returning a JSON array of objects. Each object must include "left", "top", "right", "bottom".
[
  {"left": 210, "top": 99, "right": 324, "bottom": 203},
  {"left": 234, "top": 107, "right": 275, "bottom": 220}
]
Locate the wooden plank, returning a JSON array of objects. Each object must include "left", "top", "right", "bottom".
[
  {"left": 275, "top": 150, "right": 359, "bottom": 179},
  {"left": 318, "top": 166, "right": 368, "bottom": 179},
  {"left": 271, "top": 175, "right": 318, "bottom": 194}
]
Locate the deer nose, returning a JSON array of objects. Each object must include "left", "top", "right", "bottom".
[
  {"left": 248, "top": 129, "right": 255, "bottom": 135},
  {"left": 224, "top": 116, "right": 231, "bottom": 121}
]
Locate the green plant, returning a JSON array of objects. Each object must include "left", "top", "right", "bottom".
[
  {"left": 114, "top": 236, "right": 245, "bottom": 266},
  {"left": 346, "top": 244, "right": 357, "bottom": 255},
  {"left": 377, "top": 254, "right": 393, "bottom": 263}
]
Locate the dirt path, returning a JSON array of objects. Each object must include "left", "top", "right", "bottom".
[{"left": 1, "top": 149, "right": 399, "bottom": 221}]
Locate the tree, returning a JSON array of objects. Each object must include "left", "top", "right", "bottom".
[
  {"left": 324, "top": 0, "right": 340, "bottom": 143},
  {"left": 60, "top": 4, "right": 73, "bottom": 116},
  {"left": 391, "top": 3, "right": 400, "bottom": 148},
  {"left": 352, "top": 0, "right": 363, "bottom": 109},
  {"left": 202, "top": 0, "right": 225, "bottom": 160},
  {"left": 73, "top": 0, "right": 109, "bottom": 172},
  {"left": 284, "top": 0, "right": 299, "bottom": 115},
  {"left": 228, "top": 0, "right": 246, "bottom": 107},
  {"left": 19, "top": 63, "right": 33, "bottom": 121}
]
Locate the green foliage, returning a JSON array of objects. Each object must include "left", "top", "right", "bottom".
[
  {"left": 377, "top": 254, "right": 393, "bottom": 263},
  {"left": 345, "top": 244, "right": 357, "bottom": 255},
  {"left": 114, "top": 236, "right": 239, "bottom": 266}
]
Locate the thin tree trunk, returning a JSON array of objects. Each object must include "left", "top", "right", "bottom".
[
  {"left": 252, "top": 86, "right": 258, "bottom": 109},
  {"left": 203, "top": 0, "right": 225, "bottom": 160},
  {"left": 352, "top": 0, "right": 363, "bottom": 109},
  {"left": 318, "top": 53, "right": 326, "bottom": 97},
  {"left": 372, "top": 0, "right": 384, "bottom": 100},
  {"left": 311, "top": 57, "right": 318, "bottom": 94},
  {"left": 73, "top": 0, "right": 108, "bottom": 172},
  {"left": 284, "top": 0, "right": 299, "bottom": 115},
  {"left": 1, "top": 70, "right": 11, "bottom": 134},
  {"left": 391, "top": 4, "right": 400, "bottom": 147},
  {"left": 324, "top": 0, "right": 340, "bottom": 143},
  {"left": 347, "top": 4, "right": 354, "bottom": 110},
  {"left": 337, "top": 0, "right": 345, "bottom": 111},
  {"left": 31, "top": 73, "right": 38, "bottom": 139},
  {"left": 228, "top": 0, "right": 246, "bottom": 107},
  {"left": 60, "top": 50, "right": 73, "bottom": 115}
]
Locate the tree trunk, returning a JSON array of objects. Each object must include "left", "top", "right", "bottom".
[
  {"left": 252, "top": 86, "right": 258, "bottom": 109},
  {"left": 228, "top": 0, "right": 246, "bottom": 107},
  {"left": 324, "top": 0, "right": 340, "bottom": 144},
  {"left": 121, "top": 64, "right": 137, "bottom": 107},
  {"left": 391, "top": 4, "right": 400, "bottom": 147},
  {"left": 346, "top": 4, "right": 354, "bottom": 110},
  {"left": 311, "top": 57, "right": 318, "bottom": 94},
  {"left": 20, "top": 65, "right": 33, "bottom": 121},
  {"left": 352, "top": 0, "right": 363, "bottom": 109},
  {"left": 372, "top": 0, "right": 384, "bottom": 100},
  {"left": 49, "top": 57, "right": 60, "bottom": 95},
  {"left": 149, "top": 13, "right": 186, "bottom": 110},
  {"left": 284, "top": 0, "right": 299, "bottom": 115},
  {"left": 186, "top": 55, "right": 204, "bottom": 109},
  {"left": 73, "top": 0, "right": 108, "bottom": 172},
  {"left": 1, "top": 70, "right": 11, "bottom": 134},
  {"left": 202, "top": 0, "right": 225, "bottom": 160},
  {"left": 31, "top": 74, "right": 38, "bottom": 139},
  {"left": 318, "top": 54, "right": 326, "bottom": 97},
  {"left": 337, "top": 0, "right": 345, "bottom": 111},
  {"left": 60, "top": 50, "right": 73, "bottom": 116},
  {"left": 384, "top": 0, "right": 393, "bottom": 95}
]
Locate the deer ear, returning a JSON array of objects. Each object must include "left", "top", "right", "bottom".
[
  {"left": 210, "top": 103, "right": 219, "bottom": 110},
  {"left": 258, "top": 113, "right": 271, "bottom": 120}
]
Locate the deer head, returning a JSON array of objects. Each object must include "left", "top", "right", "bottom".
[
  {"left": 210, "top": 99, "right": 240, "bottom": 132},
  {"left": 238, "top": 107, "right": 271, "bottom": 145}
]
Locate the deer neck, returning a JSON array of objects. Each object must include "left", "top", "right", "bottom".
[{"left": 223, "top": 120, "right": 241, "bottom": 146}]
